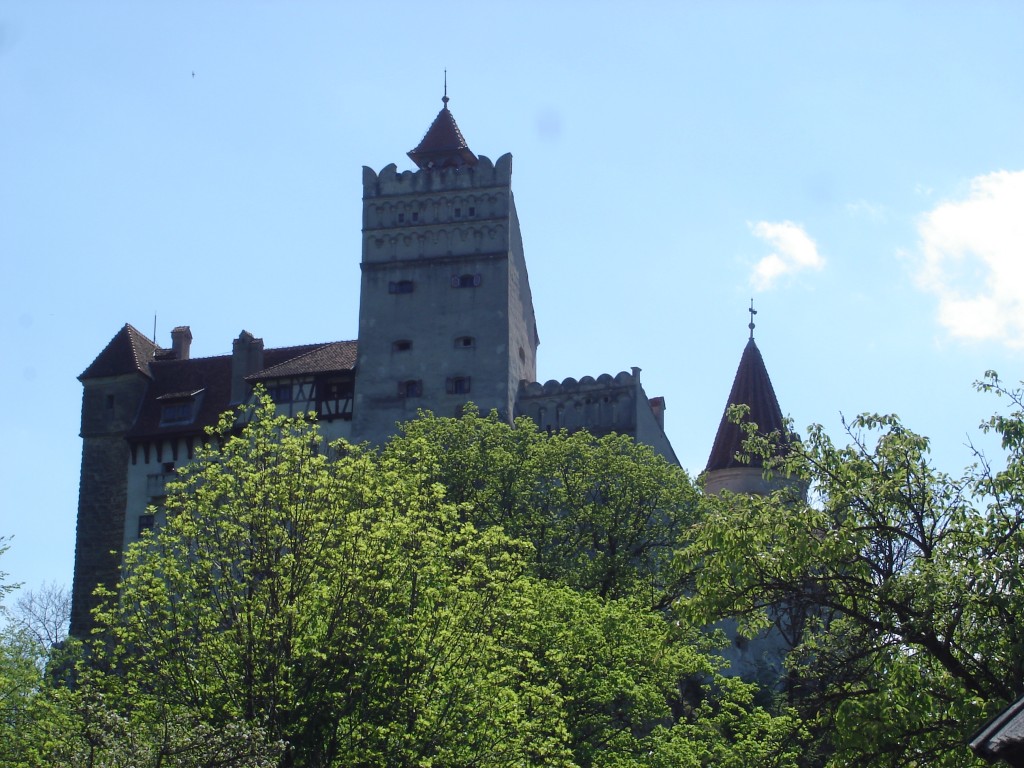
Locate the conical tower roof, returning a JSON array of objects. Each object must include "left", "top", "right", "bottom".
[
  {"left": 706, "top": 337, "right": 787, "bottom": 472},
  {"left": 79, "top": 323, "right": 160, "bottom": 380},
  {"left": 408, "top": 91, "right": 478, "bottom": 170}
]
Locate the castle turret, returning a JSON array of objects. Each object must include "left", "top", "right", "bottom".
[
  {"left": 71, "top": 324, "right": 157, "bottom": 636},
  {"left": 353, "top": 91, "right": 538, "bottom": 443},
  {"left": 704, "top": 308, "right": 791, "bottom": 496}
]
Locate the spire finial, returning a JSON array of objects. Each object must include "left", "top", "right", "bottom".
[
  {"left": 442, "top": 70, "right": 449, "bottom": 107},
  {"left": 748, "top": 298, "right": 757, "bottom": 339}
]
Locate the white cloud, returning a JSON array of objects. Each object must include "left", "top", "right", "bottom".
[
  {"left": 913, "top": 170, "right": 1024, "bottom": 347},
  {"left": 749, "top": 220, "right": 825, "bottom": 291}
]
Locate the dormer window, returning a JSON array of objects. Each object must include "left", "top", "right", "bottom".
[
  {"left": 160, "top": 403, "right": 192, "bottom": 425},
  {"left": 157, "top": 390, "right": 203, "bottom": 427}
]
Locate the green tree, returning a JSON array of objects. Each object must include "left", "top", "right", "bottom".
[
  {"left": 61, "top": 396, "right": 800, "bottom": 767},
  {"left": 0, "top": 619, "right": 43, "bottom": 765},
  {"left": 679, "top": 373, "right": 1024, "bottom": 766},
  {"left": 92, "top": 396, "right": 570, "bottom": 767},
  {"left": 0, "top": 538, "right": 44, "bottom": 766},
  {"left": 384, "top": 408, "right": 700, "bottom": 605}
]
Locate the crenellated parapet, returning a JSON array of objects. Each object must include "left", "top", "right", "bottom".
[
  {"left": 516, "top": 370, "right": 641, "bottom": 435},
  {"left": 363, "top": 153, "right": 512, "bottom": 197},
  {"left": 362, "top": 154, "right": 514, "bottom": 263}
]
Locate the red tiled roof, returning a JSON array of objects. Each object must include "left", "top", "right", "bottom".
[
  {"left": 706, "top": 339, "right": 788, "bottom": 472},
  {"left": 408, "top": 100, "right": 478, "bottom": 170},
  {"left": 80, "top": 324, "right": 162, "bottom": 380}
]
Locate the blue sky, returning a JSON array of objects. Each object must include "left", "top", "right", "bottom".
[{"left": 3, "top": 1, "right": 1024, "bottom": 601}]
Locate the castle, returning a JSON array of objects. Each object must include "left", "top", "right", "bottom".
[{"left": 70, "top": 94, "right": 787, "bottom": 637}]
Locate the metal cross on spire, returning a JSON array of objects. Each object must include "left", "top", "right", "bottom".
[
  {"left": 442, "top": 69, "right": 449, "bottom": 107},
  {"left": 748, "top": 298, "right": 757, "bottom": 339}
]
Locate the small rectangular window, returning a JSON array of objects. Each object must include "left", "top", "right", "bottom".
[
  {"left": 138, "top": 513, "right": 155, "bottom": 538},
  {"left": 398, "top": 212, "right": 405, "bottom": 223},
  {"left": 323, "top": 381, "right": 353, "bottom": 400},
  {"left": 451, "top": 274, "right": 481, "bottom": 288},
  {"left": 454, "top": 207, "right": 462, "bottom": 218},
  {"left": 399, "top": 379, "right": 423, "bottom": 398},
  {"left": 454, "top": 336, "right": 475, "bottom": 349},
  {"left": 106, "top": 394, "right": 115, "bottom": 411},
  {"left": 392, "top": 340, "right": 412, "bottom": 352},
  {"left": 446, "top": 376, "right": 471, "bottom": 395},
  {"left": 267, "top": 383, "right": 292, "bottom": 403},
  {"left": 388, "top": 280, "right": 414, "bottom": 294},
  {"left": 468, "top": 206, "right": 475, "bottom": 217},
  {"left": 412, "top": 211, "right": 419, "bottom": 222}
]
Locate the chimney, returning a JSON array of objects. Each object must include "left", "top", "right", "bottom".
[
  {"left": 231, "top": 330, "right": 264, "bottom": 404},
  {"left": 648, "top": 396, "right": 666, "bottom": 431},
  {"left": 171, "top": 326, "right": 192, "bottom": 360}
]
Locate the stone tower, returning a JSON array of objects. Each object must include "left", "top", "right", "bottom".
[
  {"left": 704, "top": 324, "right": 791, "bottom": 496},
  {"left": 353, "top": 94, "right": 538, "bottom": 443},
  {"left": 71, "top": 324, "right": 156, "bottom": 637}
]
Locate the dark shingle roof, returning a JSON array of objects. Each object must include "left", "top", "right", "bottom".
[
  {"left": 124, "top": 339, "right": 357, "bottom": 440},
  {"left": 970, "top": 694, "right": 1024, "bottom": 765},
  {"left": 80, "top": 324, "right": 162, "bottom": 380},
  {"left": 706, "top": 338, "right": 788, "bottom": 472},
  {"left": 248, "top": 341, "right": 357, "bottom": 380},
  {"left": 408, "top": 98, "right": 478, "bottom": 170}
]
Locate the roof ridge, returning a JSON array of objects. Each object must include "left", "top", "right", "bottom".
[
  {"left": 147, "top": 339, "right": 357, "bottom": 364},
  {"left": 249, "top": 340, "right": 358, "bottom": 379}
]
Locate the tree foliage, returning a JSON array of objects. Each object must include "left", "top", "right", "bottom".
[
  {"left": 43, "top": 396, "right": 792, "bottom": 767},
  {"left": 680, "top": 372, "right": 1024, "bottom": 766},
  {"left": 384, "top": 409, "right": 700, "bottom": 605}
]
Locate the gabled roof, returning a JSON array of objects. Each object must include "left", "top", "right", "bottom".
[
  {"left": 706, "top": 338, "right": 788, "bottom": 472},
  {"left": 408, "top": 95, "right": 478, "bottom": 170},
  {"left": 247, "top": 341, "right": 358, "bottom": 380},
  {"left": 80, "top": 324, "right": 162, "bottom": 380}
]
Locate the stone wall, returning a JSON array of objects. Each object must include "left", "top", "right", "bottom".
[{"left": 71, "top": 374, "right": 148, "bottom": 637}]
